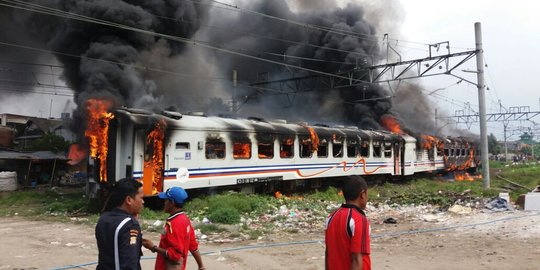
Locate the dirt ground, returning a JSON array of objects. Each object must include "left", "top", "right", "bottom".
[{"left": 1, "top": 210, "right": 539, "bottom": 270}]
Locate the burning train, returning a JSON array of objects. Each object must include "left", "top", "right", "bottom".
[{"left": 86, "top": 103, "right": 479, "bottom": 197}]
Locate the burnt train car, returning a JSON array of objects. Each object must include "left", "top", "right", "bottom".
[{"left": 87, "top": 108, "right": 478, "bottom": 197}]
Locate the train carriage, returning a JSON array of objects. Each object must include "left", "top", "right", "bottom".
[{"left": 88, "top": 108, "right": 478, "bottom": 197}]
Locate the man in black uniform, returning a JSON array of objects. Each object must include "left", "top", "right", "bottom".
[{"left": 95, "top": 178, "right": 145, "bottom": 270}]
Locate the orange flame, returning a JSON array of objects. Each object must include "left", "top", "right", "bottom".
[
  {"left": 144, "top": 118, "right": 166, "bottom": 195},
  {"left": 301, "top": 125, "right": 319, "bottom": 152},
  {"left": 380, "top": 115, "right": 403, "bottom": 134},
  {"left": 421, "top": 135, "right": 439, "bottom": 150},
  {"left": 454, "top": 172, "right": 474, "bottom": 182},
  {"left": 84, "top": 99, "right": 114, "bottom": 182},
  {"left": 233, "top": 142, "right": 251, "bottom": 159}
]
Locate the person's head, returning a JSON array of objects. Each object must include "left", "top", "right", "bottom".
[
  {"left": 158, "top": 187, "right": 188, "bottom": 213},
  {"left": 110, "top": 178, "right": 144, "bottom": 215},
  {"left": 342, "top": 175, "right": 368, "bottom": 209}
]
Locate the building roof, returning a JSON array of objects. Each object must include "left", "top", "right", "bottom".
[{"left": 0, "top": 150, "right": 68, "bottom": 160}]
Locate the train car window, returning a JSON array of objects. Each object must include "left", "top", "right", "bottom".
[
  {"left": 360, "top": 141, "right": 369, "bottom": 157},
  {"left": 332, "top": 142, "right": 343, "bottom": 158},
  {"left": 450, "top": 149, "right": 455, "bottom": 156},
  {"left": 436, "top": 147, "right": 443, "bottom": 157},
  {"left": 317, "top": 139, "right": 328, "bottom": 157},
  {"left": 258, "top": 142, "right": 274, "bottom": 159},
  {"left": 384, "top": 142, "right": 392, "bottom": 158},
  {"left": 233, "top": 142, "right": 251, "bottom": 159},
  {"left": 205, "top": 141, "right": 225, "bottom": 159},
  {"left": 372, "top": 141, "right": 382, "bottom": 158},
  {"left": 347, "top": 141, "right": 358, "bottom": 158},
  {"left": 444, "top": 148, "right": 450, "bottom": 156},
  {"left": 299, "top": 136, "right": 313, "bottom": 158},
  {"left": 461, "top": 149, "right": 466, "bottom": 156},
  {"left": 175, "top": 142, "right": 190, "bottom": 150},
  {"left": 280, "top": 137, "right": 294, "bottom": 158},
  {"left": 427, "top": 148, "right": 434, "bottom": 161}
]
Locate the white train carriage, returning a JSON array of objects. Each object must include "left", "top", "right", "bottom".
[
  {"left": 100, "top": 108, "right": 423, "bottom": 196},
  {"left": 94, "top": 108, "right": 477, "bottom": 196}
]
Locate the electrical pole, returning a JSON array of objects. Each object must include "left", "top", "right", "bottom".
[
  {"left": 232, "top": 69, "right": 238, "bottom": 115},
  {"left": 475, "top": 22, "right": 490, "bottom": 189}
]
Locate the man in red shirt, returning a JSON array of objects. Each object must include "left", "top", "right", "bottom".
[
  {"left": 325, "top": 176, "right": 371, "bottom": 270},
  {"left": 143, "top": 187, "right": 205, "bottom": 270}
]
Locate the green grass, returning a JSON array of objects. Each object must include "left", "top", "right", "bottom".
[{"left": 491, "top": 163, "right": 540, "bottom": 200}]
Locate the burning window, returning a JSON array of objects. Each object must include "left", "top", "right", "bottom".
[
  {"left": 206, "top": 141, "right": 225, "bottom": 159},
  {"left": 256, "top": 133, "right": 274, "bottom": 159},
  {"left": 360, "top": 141, "right": 370, "bottom": 157},
  {"left": 233, "top": 142, "right": 251, "bottom": 159},
  {"left": 299, "top": 136, "right": 313, "bottom": 158},
  {"left": 373, "top": 141, "right": 382, "bottom": 158},
  {"left": 384, "top": 142, "right": 392, "bottom": 158},
  {"left": 427, "top": 147, "right": 434, "bottom": 161},
  {"left": 317, "top": 139, "right": 328, "bottom": 157},
  {"left": 444, "top": 148, "right": 450, "bottom": 156},
  {"left": 280, "top": 136, "right": 294, "bottom": 158},
  {"left": 175, "top": 142, "right": 190, "bottom": 150}
]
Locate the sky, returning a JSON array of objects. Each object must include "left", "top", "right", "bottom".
[
  {"left": 0, "top": 0, "right": 539, "bottom": 140},
  {"left": 395, "top": 0, "right": 540, "bottom": 140}
]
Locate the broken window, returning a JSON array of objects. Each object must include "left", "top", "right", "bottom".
[
  {"left": 279, "top": 136, "right": 294, "bottom": 158},
  {"left": 444, "top": 148, "right": 450, "bottom": 156},
  {"left": 233, "top": 142, "right": 251, "bottom": 159},
  {"left": 256, "top": 133, "right": 274, "bottom": 159},
  {"left": 360, "top": 141, "right": 369, "bottom": 157},
  {"left": 461, "top": 149, "right": 466, "bottom": 156},
  {"left": 347, "top": 139, "right": 358, "bottom": 158},
  {"left": 332, "top": 142, "right": 343, "bottom": 158},
  {"left": 372, "top": 141, "right": 382, "bottom": 158},
  {"left": 427, "top": 147, "right": 434, "bottom": 161},
  {"left": 317, "top": 139, "right": 328, "bottom": 157},
  {"left": 384, "top": 142, "right": 392, "bottom": 158},
  {"left": 299, "top": 136, "right": 313, "bottom": 158},
  {"left": 205, "top": 141, "right": 225, "bottom": 159}
]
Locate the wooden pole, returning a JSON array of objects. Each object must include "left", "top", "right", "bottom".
[{"left": 49, "top": 159, "right": 57, "bottom": 187}]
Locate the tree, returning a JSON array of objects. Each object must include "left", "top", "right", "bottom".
[
  {"left": 26, "top": 133, "right": 69, "bottom": 153},
  {"left": 487, "top": 133, "right": 501, "bottom": 155}
]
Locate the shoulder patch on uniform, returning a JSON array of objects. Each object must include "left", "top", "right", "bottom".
[{"left": 130, "top": 235, "right": 137, "bottom": 245}]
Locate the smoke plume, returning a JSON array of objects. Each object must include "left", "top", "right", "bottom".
[{"left": 0, "top": 0, "right": 467, "bottom": 137}]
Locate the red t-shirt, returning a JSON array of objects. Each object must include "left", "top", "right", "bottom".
[
  {"left": 155, "top": 211, "right": 198, "bottom": 270},
  {"left": 325, "top": 204, "right": 371, "bottom": 270}
]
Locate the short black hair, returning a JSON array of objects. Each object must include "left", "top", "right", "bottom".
[
  {"left": 109, "top": 178, "right": 143, "bottom": 208},
  {"left": 342, "top": 175, "right": 368, "bottom": 201}
]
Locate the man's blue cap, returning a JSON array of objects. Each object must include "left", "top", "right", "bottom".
[{"left": 158, "top": 187, "right": 188, "bottom": 204}]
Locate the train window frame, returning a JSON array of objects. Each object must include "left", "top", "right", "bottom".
[
  {"left": 279, "top": 137, "right": 294, "bottom": 159},
  {"left": 372, "top": 141, "right": 382, "bottom": 158},
  {"left": 332, "top": 141, "right": 344, "bottom": 158},
  {"left": 233, "top": 141, "right": 252, "bottom": 159},
  {"left": 461, "top": 149, "right": 466, "bottom": 156},
  {"left": 444, "top": 148, "right": 450, "bottom": 156},
  {"left": 360, "top": 141, "right": 370, "bottom": 157},
  {"left": 299, "top": 136, "right": 313, "bottom": 158},
  {"left": 347, "top": 140, "right": 358, "bottom": 158},
  {"left": 383, "top": 142, "right": 392, "bottom": 158},
  {"left": 175, "top": 142, "right": 190, "bottom": 150},
  {"left": 317, "top": 139, "right": 328, "bottom": 158},
  {"left": 205, "top": 141, "right": 226, "bottom": 159},
  {"left": 257, "top": 142, "right": 274, "bottom": 159}
]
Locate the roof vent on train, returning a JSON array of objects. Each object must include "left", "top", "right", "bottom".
[
  {"left": 269, "top": 119, "right": 287, "bottom": 124},
  {"left": 296, "top": 121, "right": 308, "bottom": 126},
  {"left": 218, "top": 114, "right": 236, "bottom": 119},
  {"left": 333, "top": 125, "right": 345, "bottom": 128},
  {"left": 161, "top": 110, "right": 183, "bottom": 120},
  {"left": 314, "top": 123, "right": 330, "bottom": 127},
  {"left": 186, "top": 111, "right": 207, "bottom": 117},
  {"left": 346, "top": 126, "right": 359, "bottom": 130},
  {"left": 247, "top": 116, "right": 266, "bottom": 122}
]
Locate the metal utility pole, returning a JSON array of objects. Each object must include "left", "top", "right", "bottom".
[{"left": 475, "top": 22, "right": 490, "bottom": 189}]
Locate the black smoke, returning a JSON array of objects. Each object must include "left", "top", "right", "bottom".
[{"left": 2, "top": 0, "right": 459, "bottom": 136}]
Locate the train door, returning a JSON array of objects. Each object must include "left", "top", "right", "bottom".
[{"left": 393, "top": 141, "right": 402, "bottom": 175}]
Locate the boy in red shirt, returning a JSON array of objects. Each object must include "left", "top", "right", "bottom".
[
  {"left": 325, "top": 176, "right": 371, "bottom": 270},
  {"left": 143, "top": 187, "right": 205, "bottom": 270}
]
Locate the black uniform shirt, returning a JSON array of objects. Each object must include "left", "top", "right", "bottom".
[{"left": 95, "top": 208, "right": 142, "bottom": 270}]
